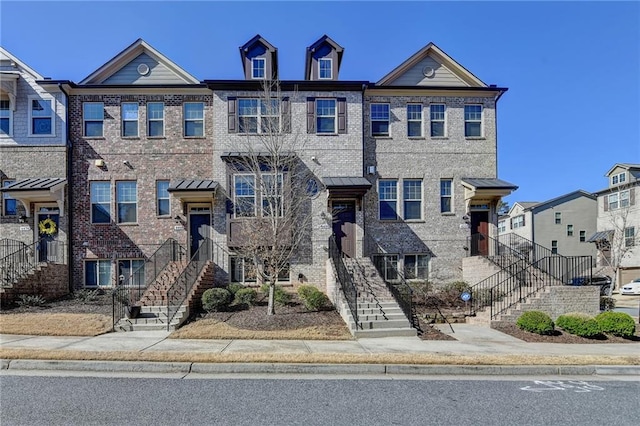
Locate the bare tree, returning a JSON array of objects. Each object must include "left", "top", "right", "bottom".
[
  {"left": 228, "top": 80, "right": 315, "bottom": 315},
  {"left": 592, "top": 181, "right": 638, "bottom": 294}
]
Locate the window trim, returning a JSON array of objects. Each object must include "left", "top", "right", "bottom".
[
  {"left": 90, "top": 181, "right": 111, "bottom": 224},
  {"left": 28, "top": 96, "right": 55, "bottom": 137},
  {"left": 378, "top": 179, "right": 398, "bottom": 221},
  {"left": 551, "top": 240, "right": 558, "bottom": 255},
  {"left": 579, "top": 230, "right": 586, "bottom": 242},
  {"left": 83, "top": 102, "right": 104, "bottom": 138},
  {"left": 0, "top": 97, "right": 13, "bottom": 137},
  {"left": 512, "top": 215, "right": 525, "bottom": 229},
  {"left": 440, "top": 179, "right": 453, "bottom": 214},
  {"left": 318, "top": 58, "right": 333, "bottom": 79},
  {"left": 121, "top": 102, "right": 139, "bottom": 138},
  {"left": 84, "top": 259, "right": 112, "bottom": 288},
  {"left": 567, "top": 224, "right": 573, "bottom": 237},
  {"left": 371, "top": 103, "right": 390, "bottom": 137},
  {"left": 117, "top": 258, "right": 145, "bottom": 287},
  {"left": 429, "top": 103, "right": 446, "bottom": 137},
  {"left": 147, "top": 102, "right": 165, "bottom": 137},
  {"left": 234, "top": 174, "right": 257, "bottom": 218},
  {"left": 2, "top": 180, "right": 17, "bottom": 216},
  {"left": 316, "top": 98, "right": 337, "bottom": 134},
  {"left": 464, "top": 104, "right": 483, "bottom": 138},
  {"left": 116, "top": 181, "right": 138, "bottom": 224},
  {"left": 183, "top": 102, "right": 204, "bottom": 137},
  {"left": 403, "top": 179, "right": 422, "bottom": 221},
  {"left": 238, "top": 98, "right": 281, "bottom": 134},
  {"left": 611, "top": 172, "right": 627, "bottom": 186},
  {"left": 407, "top": 104, "right": 423, "bottom": 138},
  {"left": 251, "top": 58, "right": 266, "bottom": 80},
  {"left": 404, "top": 253, "right": 430, "bottom": 281},
  {"left": 374, "top": 254, "right": 399, "bottom": 282},
  {"left": 555, "top": 212, "right": 562, "bottom": 224},
  {"left": 156, "top": 180, "right": 170, "bottom": 217},
  {"left": 624, "top": 227, "right": 635, "bottom": 248}
]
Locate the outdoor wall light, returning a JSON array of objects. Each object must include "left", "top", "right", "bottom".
[
  {"left": 174, "top": 215, "right": 182, "bottom": 223},
  {"left": 18, "top": 215, "right": 27, "bottom": 223}
]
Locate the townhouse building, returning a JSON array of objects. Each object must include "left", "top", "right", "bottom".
[
  {"left": 589, "top": 163, "right": 639, "bottom": 285},
  {"left": 498, "top": 190, "right": 598, "bottom": 259},
  {"left": 0, "top": 47, "right": 69, "bottom": 300}
]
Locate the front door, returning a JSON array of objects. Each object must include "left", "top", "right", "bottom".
[
  {"left": 36, "top": 207, "right": 60, "bottom": 262},
  {"left": 470, "top": 211, "right": 489, "bottom": 256},
  {"left": 332, "top": 201, "right": 356, "bottom": 258},
  {"left": 189, "top": 213, "right": 210, "bottom": 258}
]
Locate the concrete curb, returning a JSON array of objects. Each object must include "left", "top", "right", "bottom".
[{"left": 3, "top": 359, "right": 639, "bottom": 376}]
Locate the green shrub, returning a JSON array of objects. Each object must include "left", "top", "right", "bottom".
[
  {"left": 443, "top": 281, "right": 471, "bottom": 293},
  {"left": 73, "top": 288, "right": 103, "bottom": 302},
  {"left": 595, "top": 311, "right": 636, "bottom": 338},
  {"left": 233, "top": 288, "right": 258, "bottom": 307},
  {"left": 16, "top": 294, "right": 47, "bottom": 307},
  {"left": 556, "top": 313, "right": 602, "bottom": 338},
  {"left": 516, "top": 310, "right": 555, "bottom": 335},
  {"left": 201, "top": 288, "right": 231, "bottom": 312},
  {"left": 260, "top": 283, "right": 292, "bottom": 306},
  {"left": 297, "top": 285, "right": 331, "bottom": 311},
  {"left": 227, "top": 283, "right": 244, "bottom": 296},
  {"left": 600, "top": 296, "right": 616, "bottom": 311}
]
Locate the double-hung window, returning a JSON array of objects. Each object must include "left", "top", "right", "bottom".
[
  {"left": 252, "top": 58, "right": 265, "bottom": 79},
  {"left": 555, "top": 212, "right": 562, "bottom": 224},
  {"left": 551, "top": 240, "right": 558, "bottom": 254},
  {"left": 0, "top": 98, "right": 11, "bottom": 136},
  {"left": 378, "top": 180, "right": 398, "bottom": 220},
  {"left": 404, "top": 254, "right": 429, "bottom": 280},
  {"left": 625, "top": 227, "right": 635, "bottom": 247},
  {"left": 608, "top": 193, "right": 619, "bottom": 210},
  {"left": 371, "top": 103, "right": 390, "bottom": 136},
  {"left": 403, "top": 179, "right": 422, "bottom": 220},
  {"left": 580, "top": 230, "right": 586, "bottom": 242},
  {"left": 464, "top": 105, "right": 482, "bottom": 137},
  {"left": 156, "top": 180, "right": 170, "bottom": 216},
  {"left": 184, "top": 102, "right": 204, "bottom": 137},
  {"left": 147, "top": 103, "right": 164, "bottom": 137},
  {"left": 262, "top": 173, "right": 283, "bottom": 217},
  {"left": 238, "top": 99, "right": 280, "bottom": 134},
  {"left": 121, "top": 103, "right": 139, "bottom": 137},
  {"left": 2, "top": 180, "right": 16, "bottom": 216},
  {"left": 90, "top": 182, "right": 111, "bottom": 223},
  {"left": 567, "top": 224, "right": 574, "bottom": 236},
  {"left": 316, "top": 99, "right": 336, "bottom": 134},
  {"left": 512, "top": 215, "right": 524, "bottom": 229},
  {"left": 319, "top": 58, "right": 332, "bottom": 79},
  {"left": 430, "top": 104, "right": 445, "bottom": 137},
  {"left": 611, "top": 172, "right": 626, "bottom": 186},
  {"left": 620, "top": 190, "right": 630, "bottom": 208},
  {"left": 30, "top": 97, "right": 53, "bottom": 135},
  {"left": 440, "top": 179, "right": 452, "bottom": 213},
  {"left": 84, "top": 102, "right": 104, "bottom": 137},
  {"left": 234, "top": 175, "right": 256, "bottom": 217},
  {"left": 375, "top": 254, "right": 398, "bottom": 281},
  {"left": 407, "top": 104, "right": 422, "bottom": 137},
  {"left": 85, "top": 259, "right": 111, "bottom": 287},
  {"left": 116, "top": 181, "right": 137, "bottom": 224}
]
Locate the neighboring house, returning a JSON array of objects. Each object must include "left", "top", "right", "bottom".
[
  {"left": 47, "top": 39, "right": 214, "bottom": 289},
  {"left": 589, "top": 163, "right": 639, "bottom": 285},
  {"left": 499, "top": 190, "right": 597, "bottom": 258},
  {"left": 0, "top": 47, "right": 69, "bottom": 300},
  {"left": 363, "top": 42, "right": 517, "bottom": 283}
]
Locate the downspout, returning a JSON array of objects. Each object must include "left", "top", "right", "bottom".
[{"left": 58, "top": 83, "right": 73, "bottom": 294}]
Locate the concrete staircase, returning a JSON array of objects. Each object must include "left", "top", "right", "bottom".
[
  {"left": 114, "top": 260, "right": 215, "bottom": 332},
  {"left": 340, "top": 258, "right": 417, "bottom": 338}
]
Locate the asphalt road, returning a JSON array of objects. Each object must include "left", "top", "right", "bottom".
[{"left": 1, "top": 375, "right": 638, "bottom": 425}]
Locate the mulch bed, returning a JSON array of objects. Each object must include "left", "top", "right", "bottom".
[
  {"left": 492, "top": 322, "right": 640, "bottom": 344},
  {"left": 0, "top": 292, "right": 113, "bottom": 316}
]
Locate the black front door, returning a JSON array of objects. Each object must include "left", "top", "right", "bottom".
[
  {"left": 189, "top": 213, "right": 210, "bottom": 258},
  {"left": 37, "top": 212, "right": 59, "bottom": 262},
  {"left": 332, "top": 201, "right": 356, "bottom": 258}
]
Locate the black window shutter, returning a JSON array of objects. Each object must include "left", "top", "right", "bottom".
[
  {"left": 228, "top": 97, "right": 237, "bottom": 133},
  {"left": 282, "top": 97, "right": 291, "bottom": 133},
  {"left": 337, "top": 98, "right": 347, "bottom": 134},
  {"left": 307, "top": 97, "right": 315, "bottom": 134}
]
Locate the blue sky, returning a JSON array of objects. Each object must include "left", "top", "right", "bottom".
[{"left": 1, "top": 1, "right": 638, "bottom": 205}]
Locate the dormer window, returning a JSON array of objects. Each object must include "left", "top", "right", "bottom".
[
  {"left": 319, "top": 58, "right": 332, "bottom": 79},
  {"left": 611, "top": 172, "right": 626, "bottom": 186},
  {"left": 252, "top": 58, "right": 265, "bottom": 79}
]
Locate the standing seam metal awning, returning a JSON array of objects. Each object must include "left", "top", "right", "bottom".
[
  {"left": 167, "top": 179, "right": 219, "bottom": 203},
  {"left": 1, "top": 178, "right": 67, "bottom": 217},
  {"left": 322, "top": 176, "right": 372, "bottom": 197}
]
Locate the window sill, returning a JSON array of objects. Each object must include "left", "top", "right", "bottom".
[
  {"left": 465, "top": 137, "right": 486, "bottom": 140},
  {"left": 316, "top": 133, "right": 339, "bottom": 136},
  {"left": 441, "top": 212, "right": 456, "bottom": 216},
  {"left": 373, "top": 136, "right": 392, "bottom": 139},
  {"left": 122, "top": 136, "right": 140, "bottom": 139},
  {"left": 184, "top": 136, "right": 206, "bottom": 139},
  {"left": 147, "top": 136, "right": 166, "bottom": 139},
  {"left": 84, "top": 137, "right": 105, "bottom": 140},
  {"left": 118, "top": 223, "right": 139, "bottom": 226},
  {"left": 430, "top": 137, "right": 449, "bottom": 140},
  {"left": 407, "top": 137, "right": 425, "bottom": 140},
  {"left": 28, "top": 134, "right": 56, "bottom": 138},
  {"left": 404, "top": 220, "right": 425, "bottom": 223}
]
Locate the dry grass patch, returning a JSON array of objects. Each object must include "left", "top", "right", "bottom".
[
  {"left": 170, "top": 317, "right": 353, "bottom": 340},
  {"left": 1, "top": 348, "right": 638, "bottom": 366},
  {"left": 0, "top": 313, "right": 112, "bottom": 336}
]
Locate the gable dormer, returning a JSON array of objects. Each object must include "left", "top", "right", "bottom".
[
  {"left": 79, "top": 38, "right": 199, "bottom": 85},
  {"left": 606, "top": 163, "right": 640, "bottom": 188},
  {"left": 377, "top": 42, "right": 487, "bottom": 87},
  {"left": 239, "top": 35, "right": 278, "bottom": 81},
  {"left": 305, "top": 35, "right": 343, "bottom": 81}
]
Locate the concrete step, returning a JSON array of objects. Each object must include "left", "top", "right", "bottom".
[
  {"left": 357, "top": 318, "right": 412, "bottom": 330},
  {"left": 357, "top": 312, "right": 407, "bottom": 322},
  {"left": 353, "top": 327, "right": 417, "bottom": 338}
]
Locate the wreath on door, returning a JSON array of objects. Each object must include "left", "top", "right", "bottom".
[{"left": 38, "top": 218, "right": 57, "bottom": 236}]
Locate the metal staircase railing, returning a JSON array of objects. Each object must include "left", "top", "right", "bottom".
[
  {"left": 1, "top": 238, "right": 66, "bottom": 288},
  {"left": 165, "top": 238, "right": 229, "bottom": 330},
  {"left": 112, "top": 238, "right": 185, "bottom": 329},
  {"left": 468, "top": 233, "right": 593, "bottom": 319},
  {"left": 0, "top": 239, "right": 27, "bottom": 259},
  {"left": 328, "top": 235, "right": 360, "bottom": 328}
]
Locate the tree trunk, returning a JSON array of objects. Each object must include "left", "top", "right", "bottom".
[{"left": 267, "top": 282, "right": 276, "bottom": 315}]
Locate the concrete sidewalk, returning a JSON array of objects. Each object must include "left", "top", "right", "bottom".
[{"left": 1, "top": 324, "right": 639, "bottom": 376}]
